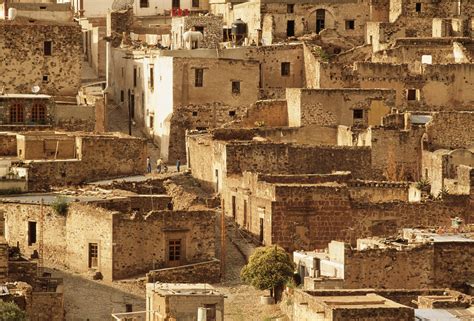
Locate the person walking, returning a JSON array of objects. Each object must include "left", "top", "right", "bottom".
[
  {"left": 146, "top": 157, "right": 152, "bottom": 174},
  {"left": 176, "top": 159, "right": 181, "bottom": 172},
  {"left": 156, "top": 158, "right": 162, "bottom": 173}
]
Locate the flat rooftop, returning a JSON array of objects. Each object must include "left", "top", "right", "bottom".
[
  {"left": 316, "top": 294, "right": 406, "bottom": 309},
  {"left": 147, "top": 283, "right": 223, "bottom": 296}
]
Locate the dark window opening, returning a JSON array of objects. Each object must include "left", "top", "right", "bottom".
[
  {"left": 196, "top": 126, "right": 208, "bottom": 131},
  {"left": 125, "top": 304, "right": 133, "bottom": 312},
  {"left": 28, "top": 222, "right": 37, "bottom": 246},
  {"left": 316, "top": 9, "right": 325, "bottom": 34},
  {"left": 259, "top": 218, "right": 264, "bottom": 243},
  {"left": 192, "top": 0, "right": 199, "bottom": 8},
  {"left": 133, "top": 67, "right": 137, "bottom": 87},
  {"left": 140, "top": 0, "right": 149, "bottom": 7},
  {"left": 407, "top": 89, "right": 418, "bottom": 101},
  {"left": 172, "top": 0, "right": 180, "bottom": 8},
  {"left": 287, "top": 4, "right": 294, "bottom": 13},
  {"left": 231, "top": 196, "right": 236, "bottom": 219},
  {"left": 149, "top": 115, "right": 154, "bottom": 129},
  {"left": 32, "top": 104, "right": 46, "bottom": 123},
  {"left": 229, "top": 110, "right": 236, "bottom": 117},
  {"left": 243, "top": 200, "right": 248, "bottom": 228},
  {"left": 345, "top": 20, "right": 355, "bottom": 30},
  {"left": 353, "top": 109, "right": 364, "bottom": 119},
  {"left": 88, "top": 243, "right": 98, "bottom": 268},
  {"left": 195, "top": 68, "right": 204, "bottom": 87},
  {"left": 39, "top": 6, "right": 46, "bottom": 9},
  {"left": 281, "top": 62, "right": 291, "bottom": 76},
  {"left": 149, "top": 65, "right": 154, "bottom": 89},
  {"left": 120, "top": 90, "right": 124, "bottom": 102},
  {"left": 232, "top": 81, "right": 240, "bottom": 94},
  {"left": 43, "top": 41, "right": 52, "bottom": 56},
  {"left": 416, "top": 3, "right": 422, "bottom": 12},
  {"left": 42, "top": 75, "right": 49, "bottom": 83},
  {"left": 286, "top": 20, "right": 295, "bottom": 37},
  {"left": 192, "top": 111, "right": 198, "bottom": 116},
  {"left": 168, "top": 239, "right": 181, "bottom": 262}
]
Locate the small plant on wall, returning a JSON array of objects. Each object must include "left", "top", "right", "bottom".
[{"left": 51, "top": 196, "right": 69, "bottom": 216}]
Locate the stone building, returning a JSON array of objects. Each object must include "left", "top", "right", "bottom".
[
  {"left": 297, "top": 228, "right": 474, "bottom": 290},
  {"left": 0, "top": 131, "right": 147, "bottom": 191},
  {"left": 144, "top": 283, "right": 225, "bottom": 321},
  {"left": 0, "top": 19, "right": 82, "bottom": 97},
  {"left": 282, "top": 288, "right": 474, "bottom": 321},
  {"left": 213, "top": 0, "right": 371, "bottom": 45},
  {"left": 1, "top": 195, "right": 216, "bottom": 281},
  {"left": 171, "top": 15, "right": 223, "bottom": 49}
]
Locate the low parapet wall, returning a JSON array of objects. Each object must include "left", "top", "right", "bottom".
[{"left": 146, "top": 259, "right": 221, "bottom": 284}]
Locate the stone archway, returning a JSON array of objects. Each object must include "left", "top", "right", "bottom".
[{"left": 307, "top": 7, "right": 336, "bottom": 34}]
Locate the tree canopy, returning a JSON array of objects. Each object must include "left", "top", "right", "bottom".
[
  {"left": 240, "top": 246, "right": 295, "bottom": 293},
  {"left": 0, "top": 301, "right": 27, "bottom": 321}
]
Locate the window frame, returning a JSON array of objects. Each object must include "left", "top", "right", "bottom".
[
  {"left": 281, "top": 62, "right": 291, "bottom": 77},
  {"left": 195, "top": 68, "right": 204, "bottom": 87}
]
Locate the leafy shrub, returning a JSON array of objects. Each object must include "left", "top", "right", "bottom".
[
  {"left": 51, "top": 196, "right": 69, "bottom": 216},
  {"left": 0, "top": 301, "right": 27, "bottom": 321}
]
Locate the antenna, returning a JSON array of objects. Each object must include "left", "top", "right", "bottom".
[{"left": 32, "top": 85, "right": 41, "bottom": 94}]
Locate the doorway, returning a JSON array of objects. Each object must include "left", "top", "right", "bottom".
[
  {"left": 287, "top": 20, "right": 295, "bottom": 37},
  {"left": 316, "top": 9, "right": 325, "bottom": 34},
  {"left": 259, "top": 218, "right": 264, "bottom": 243}
]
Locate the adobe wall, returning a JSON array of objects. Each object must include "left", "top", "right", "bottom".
[
  {"left": 425, "top": 112, "right": 474, "bottom": 150},
  {"left": 112, "top": 210, "right": 216, "bottom": 279},
  {"left": 0, "top": 22, "right": 82, "bottom": 96},
  {"left": 30, "top": 291, "right": 64, "bottom": 321},
  {"left": 17, "top": 135, "right": 76, "bottom": 160},
  {"left": 348, "top": 182, "right": 411, "bottom": 203},
  {"left": 332, "top": 307, "right": 414, "bottom": 321},
  {"left": 53, "top": 105, "right": 95, "bottom": 132},
  {"left": 371, "top": 127, "right": 424, "bottom": 180},
  {"left": 171, "top": 15, "right": 223, "bottom": 49},
  {"left": 287, "top": 88, "right": 395, "bottom": 127}
]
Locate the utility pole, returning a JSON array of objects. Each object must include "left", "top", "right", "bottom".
[
  {"left": 38, "top": 198, "right": 44, "bottom": 277},
  {"left": 220, "top": 200, "right": 226, "bottom": 278}
]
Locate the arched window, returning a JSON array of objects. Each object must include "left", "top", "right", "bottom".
[
  {"left": 10, "top": 103, "right": 24, "bottom": 124},
  {"left": 31, "top": 103, "right": 46, "bottom": 123}
]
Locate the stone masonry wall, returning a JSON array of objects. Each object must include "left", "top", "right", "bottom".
[
  {"left": 425, "top": 112, "right": 474, "bottom": 150},
  {"left": 0, "top": 22, "right": 82, "bottom": 96},
  {"left": 226, "top": 143, "right": 372, "bottom": 179}
]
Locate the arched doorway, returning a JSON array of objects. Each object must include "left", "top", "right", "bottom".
[
  {"left": 316, "top": 9, "right": 325, "bottom": 34},
  {"left": 31, "top": 103, "right": 46, "bottom": 124},
  {"left": 10, "top": 103, "right": 24, "bottom": 124}
]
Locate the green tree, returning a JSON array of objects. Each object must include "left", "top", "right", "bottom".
[
  {"left": 240, "top": 246, "right": 295, "bottom": 301},
  {"left": 0, "top": 301, "right": 28, "bottom": 321}
]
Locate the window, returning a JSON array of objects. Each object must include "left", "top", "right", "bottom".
[
  {"left": 43, "top": 41, "right": 52, "bottom": 56},
  {"left": 120, "top": 90, "right": 124, "bottom": 102},
  {"left": 125, "top": 304, "right": 133, "bottom": 312},
  {"left": 195, "top": 68, "right": 203, "bottom": 87},
  {"left": 407, "top": 89, "right": 419, "bottom": 101},
  {"left": 281, "top": 62, "right": 290, "bottom": 76},
  {"left": 28, "top": 222, "right": 37, "bottom": 246},
  {"left": 231, "top": 196, "right": 236, "bottom": 219},
  {"left": 286, "top": 20, "right": 295, "bottom": 37},
  {"left": 149, "top": 115, "right": 154, "bottom": 129},
  {"left": 415, "top": 2, "right": 421, "bottom": 12},
  {"left": 287, "top": 4, "right": 294, "bottom": 13},
  {"left": 229, "top": 110, "right": 236, "bottom": 117},
  {"left": 172, "top": 0, "right": 180, "bottom": 8},
  {"left": 149, "top": 65, "right": 154, "bottom": 89},
  {"left": 345, "top": 20, "right": 355, "bottom": 30},
  {"left": 232, "top": 81, "right": 240, "bottom": 94},
  {"left": 192, "top": 111, "right": 198, "bottom": 116},
  {"left": 10, "top": 103, "right": 24, "bottom": 123},
  {"left": 168, "top": 239, "right": 181, "bottom": 262},
  {"left": 192, "top": 0, "right": 199, "bottom": 7},
  {"left": 140, "top": 0, "right": 149, "bottom": 8},
  {"left": 88, "top": 243, "right": 98, "bottom": 268},
  {"left": 42, "top": 75, "right": 49, "bottom": 83},
  {"left": 353, "top": 109, "right": 364, "bottom": 119},
  {"left": 133, "top": 67, "right": 137, "bottom": 87},
  {"left": 31, "top": 104, "right": 46, "bottom": 123}
]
